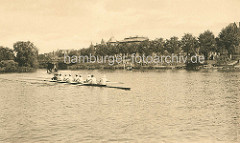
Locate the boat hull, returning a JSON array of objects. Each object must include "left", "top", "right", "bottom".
[{"left": 49, "top": 80, "right": 130, "bottom": 90}]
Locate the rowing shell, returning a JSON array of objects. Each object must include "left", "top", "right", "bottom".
[{"left": 49, "top": 80, "right": 131, "bottom": 90}]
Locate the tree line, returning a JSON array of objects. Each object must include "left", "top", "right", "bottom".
[
  {"left": 47, "top": 22, "right": 239, "bottom": 62},
  {"left": 1, "top": 22, "right": 239, "bottom": 72}
]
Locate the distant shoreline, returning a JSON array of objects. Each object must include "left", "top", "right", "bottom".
[{"left": 39, "top": 63, "right": 240, "bottom": 72}]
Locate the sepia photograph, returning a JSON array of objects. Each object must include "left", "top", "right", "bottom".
[{"left": 0, "top": 0, "right": 239, "bottom": 143}]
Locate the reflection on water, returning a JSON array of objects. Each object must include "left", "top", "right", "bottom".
[{"left": 0, "top": 69, "right": 239, "bottom": 143}]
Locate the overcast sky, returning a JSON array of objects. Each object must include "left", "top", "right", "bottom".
[{"left": 0, "top": 0, "right": 240, "bottom": 53}]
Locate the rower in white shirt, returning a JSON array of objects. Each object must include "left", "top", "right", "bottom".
[
  {"left": 99, "top": 75, "right": 107, "bottom": 85},
  {"left": 74, "top": 74, "right": 84, "bottom": 83},
  {"left": 78, "top": 75, "right": 84, "bottom": 83},
  {"left": 74, "top": 75, "right": 79, "bottom": 82},
  {"left": 85, "top": 75, "right": 97, "bottom": 84},
  {"left": 67, "top": 74, "right": 73, "bottom": 83},
  {"left": 58, "top": 74, "right": 64, "bottom": 81},
  {"left": 63, "top": 74, "right": 68, "bottom": 81},
  {"left": 85, "top": 75, "right": 91, "bottom": 83},
  {"left": 90, "top": 75, "right": 97, "bottom": 84}
]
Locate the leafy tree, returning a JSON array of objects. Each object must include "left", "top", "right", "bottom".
[
  {"left": 138, "top": 40, "right": 151, "bottom": 55},
  {"left": 117, "top": 43, "right": 128, "bottom": 56},
  {"left": 13, "top": 41, "right": 39, "bottom": 68},
  {"left": 55, "top": 50, "right": 65, "bottom": 57},
  {"left": 108, "top": 44, "right": 118, "bottom": 55},
  {"left": 215, "top": 37, "right": 224, "bottom": 54},
  {"left": 68, "top": 50, "right": 80, "bottom": 57},
  {"left": 198, "top": 30, "right": 216, "bottom": 59},
  {"left": 165, "top": 36, "right": 181, "bottom": 55},
  {"left": 95, "top": 44, "right": 109, "bottom": 56},
  {"left": 181, "top": 33, "right": 199, "bottom": 56},
  {"left": 152, "top": 38, "right": 165, "bottom": 55},
  {"left": 0, "top": 46, "right": 15, "bottom": 61},
  {"left": 218, "top": 23, "right": 240, "bottom": 56}
]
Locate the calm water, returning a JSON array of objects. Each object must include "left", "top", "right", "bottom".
[{"left": 0, "top": 69, "right": 239, "bottom": 143}]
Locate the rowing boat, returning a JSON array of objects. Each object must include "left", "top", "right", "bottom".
[{"left": 49, "top": 80, "right": 131, "bottom": 90}]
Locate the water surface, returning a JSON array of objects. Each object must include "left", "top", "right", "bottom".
[{"left": 0, "top": 69, "right": 239, "bottom": 143}]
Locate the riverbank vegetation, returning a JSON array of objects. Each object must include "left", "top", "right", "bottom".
[
  {"left": 1, "top": 22, "right": 240, "bottom": 72},
  {"left": 38, "top": 22, "right": 240, "bottom": 70},
  {"left": 0, "top": 41, "right": 38, "bottom": 73}
]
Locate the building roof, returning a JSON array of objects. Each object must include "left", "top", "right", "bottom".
[
  {"left": 107, "top": 37, "right": 117, "bottom": 43},
  {"left": 106, "top": 36, "right": 149, "bottom": 44},
  {"left": 120, "top": 36, "right": 149, "bottom": 43}
]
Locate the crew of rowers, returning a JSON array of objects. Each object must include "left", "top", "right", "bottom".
[{"left": 52, "top": 74, "right": 107, "bottom": 85}]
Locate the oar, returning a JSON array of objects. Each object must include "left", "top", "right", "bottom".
[
  {"left": 106, "top": 81, "right": 124, "bottom": 84},
  {"left": 18, "top": 78, "right": 50, "bottom": 82}
]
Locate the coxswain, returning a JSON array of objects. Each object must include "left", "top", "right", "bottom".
[{"left": 51, "top": 73, "right": 58, "bottom": 80}]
